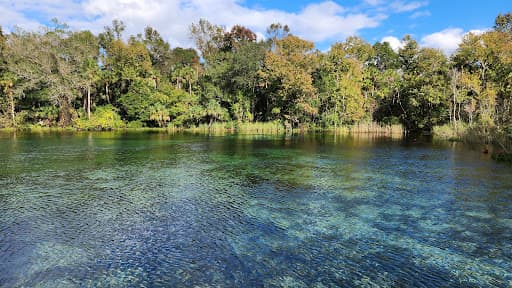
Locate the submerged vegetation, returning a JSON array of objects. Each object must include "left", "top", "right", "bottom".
[
  {"left": 1, "top": 14, "right": 512, "bottom": 147},
  {"left": 1, "top": 132, "right": 511, "bottom": 286}
]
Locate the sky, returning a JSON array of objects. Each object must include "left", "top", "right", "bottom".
[{"left": 0, "top": 0, "right": 510, "bottom": 54}]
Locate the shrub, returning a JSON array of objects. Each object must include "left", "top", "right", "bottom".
[
  {"left": 14, "top": 110, "right": 29, "bottom": 126},
  {"left": 74, "top": 105, "right": 125, "bottom": 130},
  {"left": 31, "top": 106, "right": 59, "bottom": 126},
  {"left": 433, "top": 123, "right": 468, "bottom": 141},
  {"left": 0, "top": 114, "right": 11, "bottom": 128},
  {"left": 127, "top": 120, "right": 144, "bottom": 128}
]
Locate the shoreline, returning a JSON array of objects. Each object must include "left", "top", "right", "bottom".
[
  {"left": 2, "top": 124, "right": 510, "bottom": 163},
  {"left": 0, "top": 122, "right": 405, "bottom": 135}
]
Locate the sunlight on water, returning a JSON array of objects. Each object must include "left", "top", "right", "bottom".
[{"left": 0, "top": 132, "right": 511, "bottom": 287}]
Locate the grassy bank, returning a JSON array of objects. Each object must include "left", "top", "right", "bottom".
[
  {"left": 1, "top": 121, "right": 404, "bottom": 136},
  {"left": 432, "top": 123, "right": 469, "bottom": 142},
  {"left": 433, "top": 123, "right": 512, "bottom": 162}
]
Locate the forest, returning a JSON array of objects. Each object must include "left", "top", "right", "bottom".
[{"left": 0, "top": 14, "right": 511, "bottom": 142}]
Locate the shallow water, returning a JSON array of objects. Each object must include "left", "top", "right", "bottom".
[{"left": 0, "top": 131, "right": 511, "bottom": 287}]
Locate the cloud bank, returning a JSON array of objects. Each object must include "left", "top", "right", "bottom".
[
  {"left": 0, "top": 0, "right": 385, "bottom": 48},
  {"left": 382, "top": 28, "right": 488, "bottom": 55},
  {"left": 2, "top": 0, "right": 486, "bottom": 54}
]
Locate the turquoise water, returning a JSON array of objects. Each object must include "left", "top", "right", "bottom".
[{"left": 0, "top": 132, "right": 511, "bottom": 287}]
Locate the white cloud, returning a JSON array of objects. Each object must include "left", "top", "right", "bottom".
[
  {"left": 6, "top": 0, "right": 84, "bottom": 20},
  {"left": 382, "top": 28, "right": 489, "bottom": 55},
  {"left": 420, "top": 28, "right": 489, "bottom": 55},
  {"left": 468, "top": 29, "right": 487, "bottom": 35},
  {"left": 390, "top": 1, "right": 428, "bottom": 13},
  {"left": 381, "top": 36, "right": 405, "bottom": 51},
  {"left": 0, "top": 6, "right": 41, "bottom": 31},
  {"left": 364, "top": 0, "right": 383, "bottom": 6},
  {"left": 410, "top": 10, "right": 431, "bottom": 19},
  {"left": 420, "top": 28, "right": 464, "bottom": 54},
  {"left": 0, "top": 0, "right": 386, "bottom": 48}
]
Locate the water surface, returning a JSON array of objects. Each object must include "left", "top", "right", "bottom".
[{"left": 0, "top": 132, "right": 511, "bottom": 287}]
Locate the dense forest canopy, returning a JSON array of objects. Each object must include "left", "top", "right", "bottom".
[{"left": 0, "top": 13, "right": 511, "bottom": 134}]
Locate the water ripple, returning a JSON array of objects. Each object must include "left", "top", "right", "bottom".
[{"left": 0, "top": 132, "right": 511, "bottom": 287}]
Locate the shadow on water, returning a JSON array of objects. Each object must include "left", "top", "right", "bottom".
[{"left": 0, "top": 131, "right": 511, "bottom": 287}]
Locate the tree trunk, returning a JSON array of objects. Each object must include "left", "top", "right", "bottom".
[
  {"left": 450, "top": 68, "right": 459, "bottom": 128},
  {"left": 106, "top": 83, "right": 110, "bottom": 104},
  {"left": 458, "top": 102, "right": 462, "bottom": 123},
  {"left": 87, "top": 86, "right": 91, "bottom": 119},
  {"left": 452, "top": 90, "right": 456, "bottom": 129},
  {"left": 59, "top": 100, "right": 72, "bottom": 127},
  {"left": 9, "top": 90, "right": 15, "bottom": 127},
  {"left": 334, "top": 102, "right": 338, "bottom": 130}
]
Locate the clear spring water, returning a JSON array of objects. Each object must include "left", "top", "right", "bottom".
[{"left": 0, "top": 131, "right": 511, "bottom": 287}]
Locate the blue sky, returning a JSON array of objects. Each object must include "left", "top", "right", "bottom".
[{"left": 0, "top": 0, "right": 509, "bottom": 53}]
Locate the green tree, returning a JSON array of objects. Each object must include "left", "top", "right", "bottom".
[
  {"left": 452, "top": 28, "right": 512, "bottom": 130},
  {"left": 201, "top": 25, "right": 266, "bottom": 122},
  {"left": 142, "top": 26, "right": 173, "bottom": 79},
  {"left": 0, "top": 26, "right": 13, "bottom": 126},
  {"left": 259, "top": 31, "right": 318, "bottom": 125},
  {"left": 494, "top": 12, "right": 512, "bottom": 34},
  {"left": 118, "top": 78, "right": 168, "bottom": 123},
  {"left": 316, "top": 42, "right": 365, "bottom": 127},
  {"left": 168, "top": 85, "right": 203, "bottom": 127},
  {"left": 2, "top": 30, "right": 44, "bottom": 126},
  {"left": 189, "top": 19, "right": 225, "bottom": 61},
  {"left": 2, "top": 22, "right": 85, "bottom": 126},
  {"left": 170, "top": 47, "right": 200, "bottom": 71},
  {"left": 364, "top": 42, "right": 401, "bottom": 123},
  {"left": 149, "top": 103, "right": 170, "bottom": 127},
  {"left": 172, "top": 66, "right": 197, "bottom": 95},
  {"left": 398, "top": 36, "right": 450, "bottom": 131},
  {"left": 67, "top": 30, "right": 100, "bottom": 119}
]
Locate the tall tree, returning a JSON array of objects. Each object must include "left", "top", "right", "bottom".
[
  {"left": 316, "top": 42, "right": 365, "bottom": 127},
  {"left": 259, "top": 32, "right": 318, "bottom": 125},
  {"left": 142, "top": 26, "right": 172, "bottom": 80},
  {"left": 494, "top": 12, "right": 512, "bottom": 34},
  {"left": 189, "top": 19, "right": 225, "bottom": 61},
  {"left": 398, "top": 36, "right": 449, "bottom": 131},
  {"left": 98, "top": 20, "right": 127, "bottom": 103},
  {"left": 67, "top": 30, "right": 100, "bottom": 119},
  {"left": 0, "top": 26, "right": 11, "bottom": 125}
]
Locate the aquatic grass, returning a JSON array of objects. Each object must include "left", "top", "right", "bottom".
[
  {"left": 434, "top": 124, "right": 512, "bottom": 163},
  {"left": 434, "top": 123, "right": 512, "bottom": 155},
  {"left": 1, "top": 121, "right": 404, "bottom": 137},
  {"left": 176, "top": 121, "right": 286, "bottom": 135},
  {"left": 348, "top": 122, "right": 404, "bottom": 135},
  {"left": 433, "top": 123, "right": 468, "bottom": 141},
  {"left": 235, "top": 121, "right": 286, "bottom": 134}
]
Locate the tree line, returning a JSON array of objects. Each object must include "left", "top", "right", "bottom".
[{"left": 0, "top": 14, "right": 511, "bottom": 136}]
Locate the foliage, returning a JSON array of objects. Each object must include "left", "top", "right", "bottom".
[
  {"left": 259, "top": 33, "right": 317, "bottom": 125},
  {"left": 189, "top": 19, "right": 225, "bottom": 61},
  {"left": 31, "top": 106, "right": 60, "bottom": 126},
  {"left": 433, "top": 123, "right": 468, "bottom": 141},
  {"left": 316, "top": 42, "right": 366, "bottom": 128},
  {"left": 127, "top": 120, "right": 144, "bottom": 128},
  {"left": 1, "top": 13, "right": 512, "bottom": 151},
  {"left": 74, "top": 105, "right": 125, "bottom": 130}
]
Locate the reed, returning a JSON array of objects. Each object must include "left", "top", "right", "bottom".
[
  {"left": 433, "top": 123, "right": 467, "bottom": 141},
  {"left": 1, "top": 121, "right": 404, "bottom": 136},
  {"left": 434, "top": 122, "right": 512, "bottom": 162},
  {"left": 348, "top": 122, "right": 404, "bottom": 135}
]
